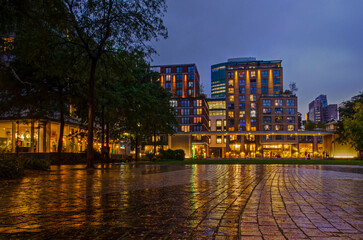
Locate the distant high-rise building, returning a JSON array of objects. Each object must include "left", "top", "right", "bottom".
[
  {"left": 211, "top": 58, "right": 283, "bottom": 99},
  {"left": 308, "top": 95, "right": 337, "bottom": 123}
]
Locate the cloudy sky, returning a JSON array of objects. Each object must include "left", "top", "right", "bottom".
[{"left": 151, "top": 0, "right": 363, "bottom": 115}]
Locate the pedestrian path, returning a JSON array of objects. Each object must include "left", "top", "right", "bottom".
[{"left": 0, "top": 164, "right": 362, "bottom": 239}]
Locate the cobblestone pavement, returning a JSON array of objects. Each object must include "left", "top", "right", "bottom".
[{"left": 0, "top": 164, "right": 362, "bottom": 239}]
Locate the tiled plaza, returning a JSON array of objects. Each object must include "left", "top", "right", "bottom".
[{"left": 0, "top": 164, "right": 362, "bottom": 239}]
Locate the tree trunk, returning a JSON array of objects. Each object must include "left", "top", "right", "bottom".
[
  {"left": 153, "top": 128, "right": 157, "bottom": 155},
  {"left": 106, "top": 122, "right": 110, "bottom": 161},
  {"left": 57, "top": 108, "right": 64, "bottom": 165},
  {"left": 30, "top": 120, "right": 35, "bottom": 152},
  {"left": 57, "top": 88, "right": 65, "bottom": 165},
  {"left": 101, "top": 105, "right": 105, "bottom": 164},
  {"left": 135, "top": 135, "right": 138, "bottom": 162},
  {"left": 87, "top": 59, "right": 97, "bottom": 169}
]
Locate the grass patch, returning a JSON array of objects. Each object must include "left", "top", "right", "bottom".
[{"left": 135, "top": 158, "right": 363, "bottom": 165}]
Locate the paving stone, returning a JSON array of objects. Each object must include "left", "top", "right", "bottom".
[{"left": 0, "top": 164, "right": 362, "bottom": 239}]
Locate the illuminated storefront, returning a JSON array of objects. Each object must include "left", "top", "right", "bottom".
[{"left": 0, "top": 120, "right": 123, "bottom": 154}]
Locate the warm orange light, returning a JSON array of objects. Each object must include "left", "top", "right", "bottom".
[
  {"left": 161, "top": 75, "right": 164, "bottom": 88},
  {"left": 172, "top": 75, "right": 176, "bottom": 95},
  {"left": 183, "top": 74, "right": 187, "bottom": 97}
]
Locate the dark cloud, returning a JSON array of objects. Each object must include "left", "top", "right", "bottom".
[{"left": 151, "top": 0, "right": 363, "bottom": 115}]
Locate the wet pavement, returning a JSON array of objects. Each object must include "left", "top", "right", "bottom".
[{"left": 0, "top": 164, "right": 362, "bottom": 239}]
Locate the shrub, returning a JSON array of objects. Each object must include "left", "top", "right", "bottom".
[
  {"left": 0, "top": 156, "right": 24, "bottom": 179},
  {"left": 158, "top": 149, "right": 185, "bottom": 161},
  {"left": 23, "top": 158, "right": 50, "bottom": 170},
  {"left": 174, "top": 149, "right": 185, "bottom": 161},
  {"left": 145, "top": 152, "right": 154, "bottom": 161}
]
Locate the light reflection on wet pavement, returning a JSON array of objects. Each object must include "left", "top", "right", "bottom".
[{"left": 0, "top": 164, "right": 362, "bottom": 239}]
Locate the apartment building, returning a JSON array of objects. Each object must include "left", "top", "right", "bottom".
[
  {"left": 151, "top": 64, "right": 210, "bottom": 157},
  {"left": 258, "top": 95, "right": 299, "bottom": 158}
]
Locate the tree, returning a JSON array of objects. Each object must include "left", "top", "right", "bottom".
[
  {"left": 289, "top": 82, "right": 298, "bottom": 95},
  {"left": 1, "top": 0, "right": 168, "bottom": 168},
  {"left": 336, "top": 93, "right": 363, "bottom": 158},
  {"left": 304, "top": 121, "right": 316, "bottom": 131}
]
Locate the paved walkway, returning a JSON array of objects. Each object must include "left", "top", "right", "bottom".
[{"left": 0, "top": 164, "right": 362, "bottom": 239}]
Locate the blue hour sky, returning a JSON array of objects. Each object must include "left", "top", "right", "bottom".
[{"left": 151, "top": 0, "right": 363, "bottom": 115}]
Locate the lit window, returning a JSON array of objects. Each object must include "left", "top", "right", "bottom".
[
  {"left": 216, "top": 120, "right": 222, "bottom": 127},
  {"left": 194, "top": 117, "right": 201, "bottom": 123},
  {"left": 228, "top": 88, "right": 234, "bottom": 94},
  {"left": 263, "top": 108, "right": 271, "bottom": 114},
  {"left": 181, "top": 125, "right": 190, "bottom": 132},
  {"left": 275, "top": 100, "right": 283, "bottom": 106},
  {"left": 239, "top": 72, "right": 245, "bottom": 78},
  {"left": 264, "top": 125, "right": 271, "bottom": 131},
  {"left": 288, "top": 125, "right": 294, "bottom": 131},
  {"left": 250, "top": 110, "right": 256, "bottom": 117},
  {"left": 251, "top": 126, "right": 256, "bottom": 131},
  {"left": 188, "top": 81, "right": 194, "bottom": 88},
  {"left": 251, "top": 103, "right": 256, "bottom": 109},
  {"left": 275, "top": 125, "right": 283, "bottom": 131},
  {"left": 170, "top": 100, "right": 177, "bottom": 107},
  {"left": 228, "top": 80, "right": 234, "bottom": 87},
  {"left": 216, "top": 136, "right": 222, "bottom": 144},
  {"left": 250, "top": 71, "right": 256, "bottom": 78},
  {"left": 194, "top": 108, "right": 202, "bottom": 115},
  {"left": 194, "top": 99, "right": 202, "bottom": 107},
  {"left": 188, "top": 89, "right": 194, "bottom": 96},
  {"left": 275, "top": 116, "right": 283, "bottom": 123},
  {"left": 229, "top": 95, "right": 234, "bottom": 102},
  {"left": 250, "top": 95, "right": 256, "bottom": 101},
  {"left": 166, "top": 75, "right": 171, "bottom": 81},
  {"left": 239, "top": 111, "right": 245, "bottom": 118},
  {"left": 228, "top": 111, "right": 234, "bottom": 118}
]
